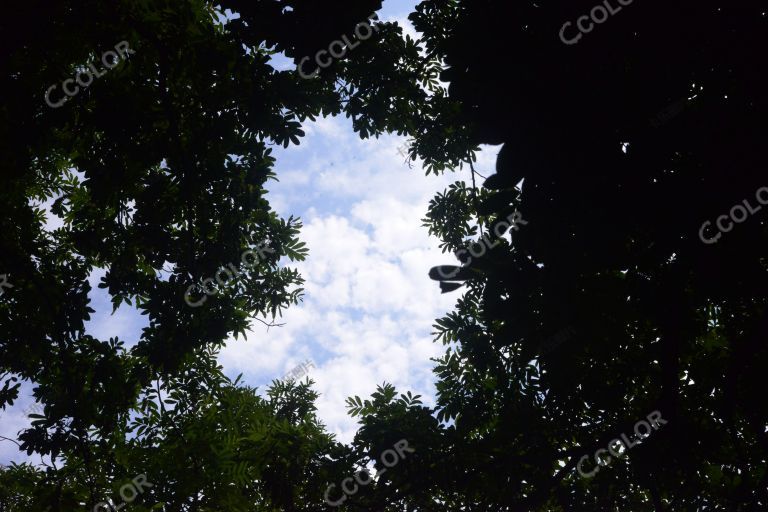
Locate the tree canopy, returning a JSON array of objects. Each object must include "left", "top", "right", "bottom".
[{"left": 2, "top": 0, "right": 767, "bottom": 511}]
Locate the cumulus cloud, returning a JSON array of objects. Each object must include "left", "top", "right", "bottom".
[{"left": 218, "top": 112, "right": 498, "bottom": 443}]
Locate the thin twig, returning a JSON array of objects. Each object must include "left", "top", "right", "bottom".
[
  {"left": 0, "top": 435, "right": 21, "bottom": 448},
  {"left": 254, "top": 317, "right": 286, "bottom": 330}
]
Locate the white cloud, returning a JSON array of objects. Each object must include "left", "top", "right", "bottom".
[{"left": 218, "top": 113, "right": 498, "bottom": 444}]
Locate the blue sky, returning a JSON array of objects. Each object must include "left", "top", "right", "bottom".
[{"left": 0, "top": 0, "right": 499, "bottom": 464}]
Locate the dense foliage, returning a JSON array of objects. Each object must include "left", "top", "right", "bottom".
[
  {"left": 418, "top": 1, "right": 768, "bottom": 510},
  {"left": 2, "top": 0, "right": 766, "bottom": 511}
]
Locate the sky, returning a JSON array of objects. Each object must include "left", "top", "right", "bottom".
[{"left": 0, "top": 0, "right": 499, "bottom": 464}]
